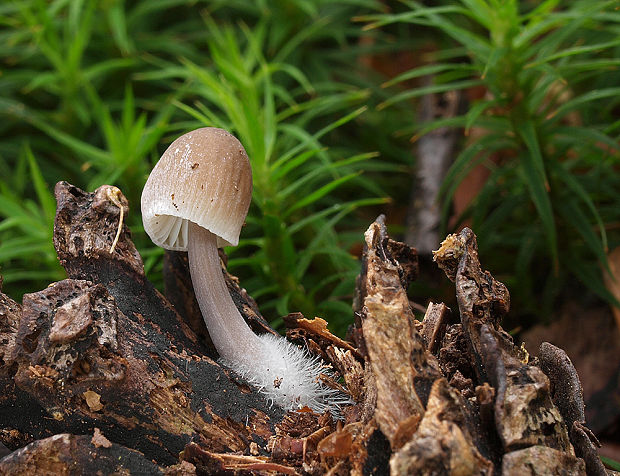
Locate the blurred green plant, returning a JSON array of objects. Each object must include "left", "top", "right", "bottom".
[
  {"left": 8, "top": 0, "right": 619, "bottom": 334},
  {"left": 0, "top": 145, "right": 65, "bottom": 291},
  {"left": 602, "top": 455, "right": 620, "bottom": 472},
  {"left": 0, "top": 0, "right": 396, "bottom": 335},
  {"left": 0, "top": 0, "right": 176, "bottom": 291},
  {"left": 361, "top": 0, "right": 620, "bottom": 322}
]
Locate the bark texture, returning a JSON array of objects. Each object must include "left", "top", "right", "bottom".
[{"left": 0, "top": 184, "right": 610, "bottom": 475}]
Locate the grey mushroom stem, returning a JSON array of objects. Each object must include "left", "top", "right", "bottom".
[{"left": 187, "top": 221, "right": 262, "bottom": 364}]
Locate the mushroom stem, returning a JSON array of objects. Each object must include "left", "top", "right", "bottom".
[
  {"left": 187, "top": 221, "right": 262, "bottom": 365},
  {"left": 186, "top": 221, "right": 350, "bottom": 414}
]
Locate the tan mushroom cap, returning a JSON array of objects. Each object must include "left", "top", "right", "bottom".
[{"left": 141, "top": 127, "right": 252, "bottom": 250}]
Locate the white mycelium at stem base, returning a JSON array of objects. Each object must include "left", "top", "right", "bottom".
[
  {"left": 187, "top": 221, "right": 347, "bottom": 412},
  {"left": 141, "top": 127, "right": 349, "bottom": 414}
]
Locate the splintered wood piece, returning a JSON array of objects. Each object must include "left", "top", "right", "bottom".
[
  {"left": 502, "top": 445, "right": 586, "bottom": 475},
  {"left": 283, "top": 313, "right": 358, "bottom": 356},
  {"left": 326, "top": 346, "right": 365, "bottom": 403},
  {"left": 182, "top": 443, "right": 299, "bottom": 475},
  {"left": 480, "top": 324, "right": 572, "bottom": 453},
  {"left": 437, "top": 324, "right": 476, "bottom": 397},
  {"left": 431, "top": 227, "right": 602, "bottom": 470},
  {"left": 421, "top": 302, "right": 451, "bottom": 354},
  {"left": 357, "top": 216, "right": 443, "bottom": 451},
  {"left": 390, "top": 378, "right": 493, "bottom": 475},
  {"left": 359, "top": 217, "right": 425, "bottom": 448},
  {"left": 433, "top": 227, "right": 512, "bottom": 381}
]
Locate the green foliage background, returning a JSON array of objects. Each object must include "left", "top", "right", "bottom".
[{"left": 1, "top": 0, "right": 619, "bottom": 335}]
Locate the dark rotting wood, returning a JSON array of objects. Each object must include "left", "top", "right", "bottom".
[{"left": 0, "top": 191, "right": 609, "bottom": 474}]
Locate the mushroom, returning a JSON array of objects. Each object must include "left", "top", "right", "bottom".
[{"left": 141, "top": 127, "right": 349, "bottom": 414}]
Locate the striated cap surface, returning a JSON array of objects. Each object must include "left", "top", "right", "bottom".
[{"left": 141, "top": 127, "right": 252, "bottom": 249}]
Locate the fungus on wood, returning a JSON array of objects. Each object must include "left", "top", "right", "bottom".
[
  {"left": 0, "top": 172, "right": 610, "bottom": 472},
  {"left": 141, "top": 127, "right": 350, "bottom": 414}
]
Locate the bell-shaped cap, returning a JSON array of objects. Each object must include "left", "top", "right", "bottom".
[{"left": 141, "top": 127, "right": 252, "bottom": 250}]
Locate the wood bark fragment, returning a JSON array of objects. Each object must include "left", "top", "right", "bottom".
[
  {"left": 357, "top": 216, "right": 427, "bottom": 449},
  {"left": 479, "top": 324, "right": 572, "bottom": 452},
  {"left": 391, "top": 378, "right": 493, "bottom": 475},
  {"left": 283, "top": 314, "right": 359, "bottom": 358},
  {"left": 433, "top": 228, "right": 512, "bottom": 380},
  {"left": 0, "top": 292, "right": 20, "bottom": 372},
  {"left": 0, "top": 188, "right": 610, "bottom": 474},
  {"left": 325, "top": 346, "right": 365, "bottom": 403},
  {"left": 501, "top": 445, "right": 586, "bottom": 475},
  {"left": 420, "top": 302, "right": 451, "bottom": 354}
]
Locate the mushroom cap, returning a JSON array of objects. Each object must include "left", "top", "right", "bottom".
[{"left": 141, "top": 127, "right": 252, "bottom": 250}]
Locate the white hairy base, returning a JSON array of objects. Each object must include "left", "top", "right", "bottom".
[{"left": 220, "top": 333, "right": 351, "bottom": 415}]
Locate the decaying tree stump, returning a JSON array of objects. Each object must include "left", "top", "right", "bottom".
[{"left": 0, "top": 183, "right": 613, "bottom": 475}]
